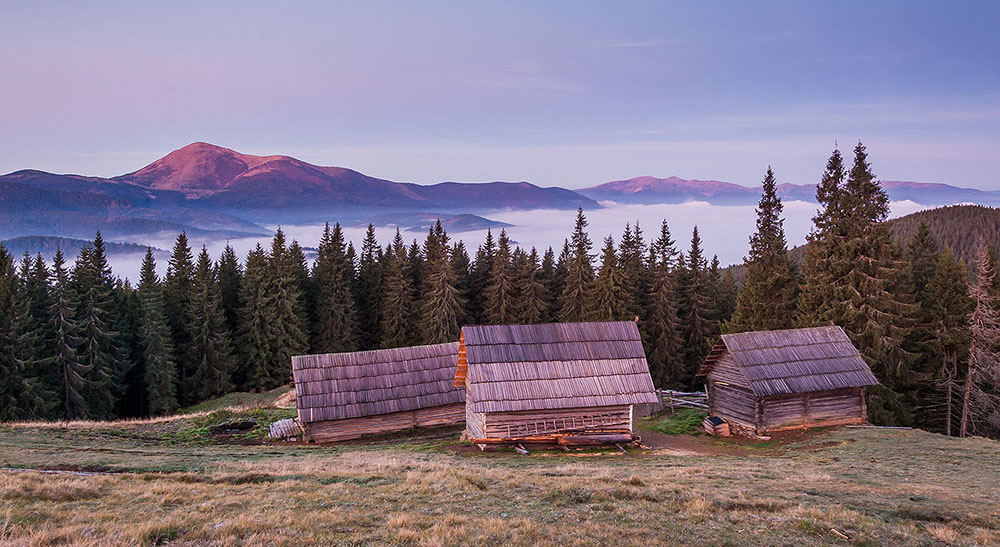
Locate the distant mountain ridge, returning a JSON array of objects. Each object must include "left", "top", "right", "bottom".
[
  {"left": 2, "top": 142, "right": 999, "bottom": 244},
  {"left": 579, "top": 175, "right": 1000, "bottom": 206}
]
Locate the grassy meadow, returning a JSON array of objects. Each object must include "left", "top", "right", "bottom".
[{"left": 0, "top": 400, "right": 997, "bottom": 546}]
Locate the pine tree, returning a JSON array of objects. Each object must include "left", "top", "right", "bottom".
[
  {"left": 72, "top": 233, "right": 124, "bottom": 419},
  {"left": 558, "top": 208, "right": 594, "bottom": 322},
  {"left": 618, "top": 222, "right": 647, "bottom": 317},
  {"left": 726, "top": 167, "right": 797, "bottom": 332},
  {"left": 420, "top": 222, "right": 464, "bottom": 343},
  {"left": 162, "top": 232, "right": 196, "bottom": 403},
  {"left": 585, "top": 236, "right": 630, "bottom": 321},
  {"left": 20, "top": 254, "right": 56, "bottom": 416},
  {"left": 313, "top": 223, "right": 358, "bottom": 353},
  {"left": 187, "top": 247, "right": 236, "bottom": 400},
  {"left": 678, "top": 226, "right": 714, "bottom": 386},
  {"left": 959, "top": 244, "right": 1000, "bottom": 438},
  {"left": 907, "top": 222, "right": 940, "bottom": 302},
  {"left": 468, "top": 230, "right": 496, "bottom": 323},
  {"left": 215, "top": 243, "right": 243, "bottom": 338},
  {"left": 237, "top": 245, "right": 274, "bottom": 391},
  {"left": 450, "top": 241, "right": 472, "bottom": 326},
  {"left": 42, "top": 249, "right": 86, "bottom": 420},
  {"left": 136, "top": 248, "right": 179, "bottom": 416},
  {"left": 0, "top": 247, "right": 35, "bottom": 420},
  {"left": 797, "top": 149, "right": 846, "bottom": 326},
  {"left": 644, "top": 221, "right": 685, "bottom": 388},
  {"left": 379, "top": 229, "right": 415, "bottom": 348},
  {"left": 513, "top": 248, "right": 548, "bottom": 324},
  {"left": 288, "top": 239, "right": 314, "bottom": 341},
  {"left": 539, "top": 247, "right": 559, "bottom": 322},
  {"left": 483, "top": 230, "right": 515, "bottom": 324},
  {"left": 265, "top": 229, "right": 309, "bottom": 385},
  {"left": 355, "top": 224, "right": 382, "bottom": 350},
  {"left": 921, "top": 248, "right": 973, "bottom": 434}
]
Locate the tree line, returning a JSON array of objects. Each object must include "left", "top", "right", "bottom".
[
  {"left": 0, "top": 209, "right": 737, "bottom": 421},
  {"left": 0, "top": 141, "right": 997, "bottom": 437}
]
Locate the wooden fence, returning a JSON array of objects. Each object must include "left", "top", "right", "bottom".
[{"left": 657, "top": 390, "right": 708, "bottom": 415}]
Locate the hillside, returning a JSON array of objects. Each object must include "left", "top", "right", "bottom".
[
  {"left": 0, "top": 407, "right": 996, "bottom": 545},
  {"left": 724, "top": 204, "right": 1000, "bottom": 282},
  {"left": 1, "top": 236, "right": 165, "bottom": 260}
]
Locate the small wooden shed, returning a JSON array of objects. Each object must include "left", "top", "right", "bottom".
[
  {"left": 454, "top": 321, "right": 658, "bottom": 446},
  {"left": 697, "top": 326, "right": 879, "bottom": 434},
  {"left": 291, "top": 342, "right": 465, "bottom": 443}
]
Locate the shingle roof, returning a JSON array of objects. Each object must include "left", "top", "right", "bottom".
[
  {"left": 460, "top": 321, "right": 658, "bottom": 413},
  {"left": 697, "top": 326, "right": 879, "bottom": 397},
  {"left": 292, "top": 342, "right": 464, "bottom": 423}
]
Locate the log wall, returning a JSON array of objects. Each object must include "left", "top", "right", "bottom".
[
  {"left": 760, "top": 388, "right": 865, "bottom": 433},
  {"left": 706, "top": 351, "right": 751, "bottom": 388},
  {"left": 708, "top": 381, "right": 758, "bottom": 427},
  {"left": 481, "top": 404, "right": 632, "bottom": 439},
  {"left": 303, "top": 402, "right": 465, "bottom": 443}
]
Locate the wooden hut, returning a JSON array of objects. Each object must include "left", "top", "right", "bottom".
[
  {"left": 454, "top": 321, "right": 658, "bottom": 446},
  {"left": 291, "top": 342, "right": 465, "bottom": 443},
  {"left": 696, "top": 326, "right": 878, "bottom": 434}
]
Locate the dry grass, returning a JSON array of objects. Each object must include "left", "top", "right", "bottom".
[{"left": 0, "top": 416, "right": 997, "bottom": 545}]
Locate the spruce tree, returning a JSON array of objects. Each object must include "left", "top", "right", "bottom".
[
  {"left": 313, "top": 223, "right": 358, "bottom": 353},
  {"left": 726, "top": 167, "right": 797, "bottom": 332},
  {"left": 20, "top": 254, "right": 56, "bottom": 416},
  {"left": 585, "top": 236, "right": 630, "bottom": 321},
  {"left": 288, "top": 239, "right": 314, "bottom": 341},
  {"left": 678, "top": 226, "right": 714, "bottom": 386},
  {"left": 265, "top": 229, "right": 309, "bottom": 385},
  {"left": 47, "top": 249, "right": 86, "bottom": 420},
  {"left": 237, "top": 245, "right": 274, "bottom": 391},
  {"left": 188, "top": 247, "right": 235, "bottom": 401},
  {"left": 214, "top": 243, "right": 243, "bottom": 338},
  {"left": 73, "top": 234, "right": 124, "bottom": 419},
  {"left": 797, "top": 149, "right": 846, "bottom": 326},
  {"left": 513, "top": 248, "right": 548, "bottom": 324},
  {"left": 539, "top": 247, "right": 559, "bottom": 322},
  {"left": 644, "top": 221, "right": 685, "bottom": 388},
  {"left": 921, "top": 248, "right": 973, "bottom": 434},
  {"left": 137, "top": 248, "right": 179, "bottom": 415},
  {"left": 483, "top": 230, "right": 515, "bottom": 324},
  {"left": 163, "top": 233, "right": 196, "bottom": 402},
  {"left": 450, "top": 241, "right": 473, "bottom": 327},
  {"left": 468, "top": 230, "right": 496, "bottom": 323},
  {"left": 0, "top": 247, "right": 35, "bottom": 420},
  {"left": 379, "top": 229, "right": 415, "bottom": 348},
  {"left": 959, "top": 244, "right": 1000, "bottom": 438},
  {"left": 618, "top": 222, "right": 647, "bottom": 317},
  {"left": 354, "top": 224, "right": 382, "bottom": 350},
  {"left": 420, "top": 222, "right": 464, "bottom": 343},
  {"left": 558, "top": 208, "right": 594, "bottom": 322}
]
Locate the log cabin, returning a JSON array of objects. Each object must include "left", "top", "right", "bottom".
[
  {"left": 696, "top": 326, "right": 879, "bottom": 435},
  {"left": 291, "top": 342, "right": 465, "bottom": 443},
  {"left": 454, "top": 321, "right": 658, "bottom": 447}
]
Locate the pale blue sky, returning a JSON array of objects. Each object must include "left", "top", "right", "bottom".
[{"left": 1, "top": 1, "right": 998, "bottom": 188}]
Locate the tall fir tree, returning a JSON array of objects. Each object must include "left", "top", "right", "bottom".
[
  {"left": 513, "top": 247, "right": 548, "bottom": 324},
  {"left": 678, "top": 226, "right": 714, "bottom": 386},
  {"left": 726, "top": 167, "right": 797, "bottom": 332},
  {"left": 468, "top": 230, "right": 496, "bottom": 323},
  {"left": 558, "top": 208, "right": 594, "bottom": 322},
  {"left": 379, "top": 229, "right": 415, "bottom": 348},
  {"left": 618, "top": 223, "right": 647, "bottom": 318},
  {"left": 483, "top": 230, "right": 515, "bottom": 324},
  {"left": 237, "top": 245, "right": 274, "bottom": 391},
  {"left": 47, "top": 249, "right": 87, "bottom": 420},
  {"left": 959, "top": 244, "right": 1000, "bottom": 438},
  {"left": 450, "top": 241, "right": 473, "bottom": 327},
  {"left": 265, "top": 229, "right": 309, "bottom": 385},
  {"left": 644, "top": 221, "right": 685, "bottom": 388},
  {"left": 585, "top": 236, "right": 631, "bottom": 321},
  {"left": 354, "top": 224, "right": 382, "bottom": 350},
  {"left": 215, "top": 244, "right": 243, "bottom": 339},
  {"left": 313, "top": 223, "right": 358, "bottom": 353},
  {"left": 0, "top": 247, "right": 36, "bottom": 420},
  {"left": 420, "top": 221, "right": 464, "bottom": 343},
  {"left": 136, "top": 248, "right": 178, "bottom": 416},
  {"left": 72, "top": 233, "right": 125, "bottom": 419},
  {"left": 162, "top": 232, "right": 196, "bottom": 403},
  {"left": 189, "top": 247, "right": 236, "bottom": 401}
]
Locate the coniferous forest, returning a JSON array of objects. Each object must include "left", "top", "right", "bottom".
[{"left": 1, "top": 143, "right": 998, "bottom": 438}]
